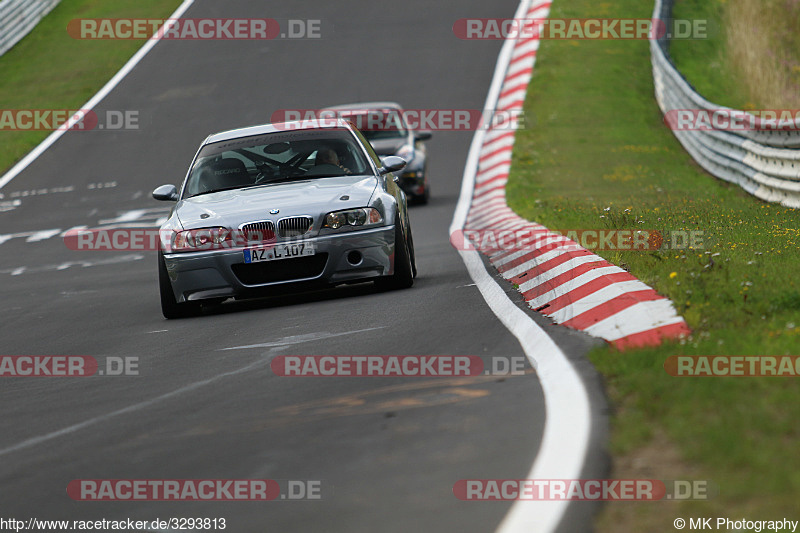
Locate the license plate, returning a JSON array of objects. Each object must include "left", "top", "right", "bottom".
[{"left": 244, "top": 243, "right": 315, "bottom": 263}]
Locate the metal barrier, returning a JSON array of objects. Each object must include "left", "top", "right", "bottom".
[
  {"left": 0, "top": 0, "right": 61, "bottom": 57},
  {"left": 651, "top": 0, "right": 800, "bottom": 207}
]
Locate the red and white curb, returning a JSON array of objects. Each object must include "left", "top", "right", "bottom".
[{"left": 459, "top": 0, "right": 690, "bottom": 349}]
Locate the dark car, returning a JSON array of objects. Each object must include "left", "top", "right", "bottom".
[{"left": 321, "top": 102, "right": 432, "bottom": 204}]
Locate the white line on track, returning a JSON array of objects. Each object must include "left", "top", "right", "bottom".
[
  {"left": 0, "top": 357, "right": 268, "bottom": 458},
  {"left": 0, "top": 0, "right": 196, "bottom": 192},
  {"left": 450, "top": 1, "right": 592, "bottom": 531},
  {"left": 220, "top": 327, "right": 386, "bottom": 351},
  {"left": 0, "top": 328, "right": 378, "bottom": 457}
]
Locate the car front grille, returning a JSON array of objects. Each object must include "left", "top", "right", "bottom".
[
  {"left": 240, "top": 221, "right": 276, "bottom": 242},
  {"left": 231, "top": 253, "right": 328, "bottom": 285},
  {"left": 277, "top": 216, "right": 313, "bottom": 238}
]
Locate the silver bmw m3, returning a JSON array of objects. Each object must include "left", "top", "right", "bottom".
[{"left": 152, "top": 118, "right": 416, "bottom": 318}]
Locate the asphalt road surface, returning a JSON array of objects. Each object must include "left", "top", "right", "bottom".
[{"left": 0, "top": 0, "right": 606, "bottom": 531}]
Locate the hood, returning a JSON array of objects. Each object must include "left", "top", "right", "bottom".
[
  {"left": 369, "top": 137, "right": 408, "bottom": 156},
  {"left": 175, "top": 175, "right": 378, "bottom": 230}
]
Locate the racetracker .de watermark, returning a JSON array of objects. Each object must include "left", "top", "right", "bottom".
[
  {"left": 0, "top": 356, "right": 138, "bottom": 377},
  {"left": 67, "top": 18, "right": 323, "bottom": 39},
  {"left": 270, "top": 355, "right": 528, "bottom": 377},
  {"left": 665, "top": 356, "right": 800, "bottom": 377},
  {"left": 453, "top": 18, "right": 710, "bottom": 40},
  {"left": 64, "top": 228, "right": 275, "bottom": 252},
  {"left": 270, "top": 109, "right": 525, "bottom": 131},
  {"left": 67, "top": 479, "right": 323, "bottom": 500},
  {"left": 453, "top": 479, "right": 713, "bottom": 500},
  {"left": 665, "top": 109, "right": 800, "bottom": 131},
  {"left": 0, "top": 110, "right": 138, "bottom": 131},
  {"left": 450, "top": 228, "right": 706, "bottom": 252}
]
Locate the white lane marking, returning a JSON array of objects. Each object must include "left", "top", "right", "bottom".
[
  {"left": 220, "top": 327, "right": 387, "bottom": 351},
  {"left": 0, "top": 356, "right": 267, "bottom": 458},
  {"left": 0, "top": 0, "right": 196, "bottom": 192},
  {"left": 0, "top": 254, "right": 144, "bottom": 276},
  {"left": 451, "top": 1, "right": 591, "bottom": 532},
  {"left": 0, "top": 325, "right": 386, "bottom": 457}
]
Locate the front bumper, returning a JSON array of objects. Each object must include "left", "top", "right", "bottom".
[
  {"left": 163, "top": 225, "right": 395, "bottom": 303},
  {"left": 398, "top": 171, "right": 426, "bottom": 198}
]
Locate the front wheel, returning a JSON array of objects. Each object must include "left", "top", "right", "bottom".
[
  {"left": 159, "top": 252, "right": 201, "bottom": 319},
  {"left": 376, "top": 221, "right": 414, "bottom": 291}
]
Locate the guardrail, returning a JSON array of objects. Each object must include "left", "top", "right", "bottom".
[
  {"left": 0, "top": 0, "right": 61, "bottom": 57},
  {"left": 651, "top": 0, "right": 800, "bottom": 208}
]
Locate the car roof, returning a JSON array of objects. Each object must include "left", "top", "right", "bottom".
[
  {"left": 322, "top": 102, "right": 403, "bottom": 112},
  {"left": 202, "top": 118, "right": 354, "bottom": 145}
]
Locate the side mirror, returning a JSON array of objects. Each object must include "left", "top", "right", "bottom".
[
  {"left": 152, "top": 184, "right": 178, "bottom": 201},
  {"left": 414, "top": 130, "right": 433, "bottom": 142},
  {"left": 379, "top": 156, "right": 407, "bottom": 175}
]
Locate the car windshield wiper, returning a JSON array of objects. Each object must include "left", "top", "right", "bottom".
[{"left": 186, "top": 185, "right": 253, "bottom": 199}]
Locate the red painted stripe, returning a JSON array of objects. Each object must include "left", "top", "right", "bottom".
[
  {"left": 503, "top": 69, "right": 534, "bottom": 88},
  {"left": 561, "top": 290, "right": 663, "bottom": 329},
  {"left": 611, "top": 321, "right": 691, "bottom": 350},
  {"left": 504, "top": 249, "right": 595, "bottom": 281},
  {"left": 477, "top": 158, "right": 511, "bottom": 177},
  {"left": 500, "top": 82, "right": 532, "bottom": 101},
  {"left": 509, "top": 49, "right": 537, "bottom": 68},
  {"left": 495, "top": 237, "right": 572, "bottom": 273},
  {"left": 497, "top": 98, "right": 525, "bottom": 112},
  {"left": 475, "top": 173, "right": 510, "bottom": 193},
  {"left": 479, "top": 145, "right": 513, "bottom": 165},
  {"left": 473, "top": 183, "right": 507, "bottom": 198},
  {"left": 536, "top": 272, "right": 642, "bottom": 314},
  {"left": 482, "top": 130, "right": 516, "bottom": 147},
  {"left": 519, "top": 260, "right": 620, "bottom": 300}
]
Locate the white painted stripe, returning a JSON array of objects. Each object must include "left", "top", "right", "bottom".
[
  {"left": 526, "top": 265, "right": 625, "bottom": 308},
  {"left": 510, "top": 39, "right": 540, "bottom": 61},
  {"left": 501, "top": 247, "right": 574, "bottom": 278},
  {"left": 518, "top": 254, "right": 604, "bottom": 293},
  {"left": 25, "top": 229, "right": 61, "bottom": 242},
  {"left": 0, "top": 0, "right": 197, "bottom": 191},
  {"left": 492, "top": 235, "right": 567, "bottom": 267},
  {"left": 478, "top": 150, "right": 513, "bottom": 171},
  {"left": 472, "top": 188, "right": 506, "bottom": 204},
  {"left": 497, "top": 91, "right": 528, "bottom": 111},
  {"left": 476, "top": 163, "right": 511, "bottom": 185},
  {"left": 547, "top": 280, "right": 654, "bottom": 323},
  {"left": 480, "top": 133, "right": 515, "bottom": 154},
  {"left": 482, "top": 128, "right": 515, "bottom": 147},
  {"left": 451, "top": 1, "right": 589, "bottom": 532},
  {"left": 583, "top": 300, "right": 686, "bottom": 341}
]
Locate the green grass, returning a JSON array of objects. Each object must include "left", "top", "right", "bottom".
[
  {"left": 506, "top": 0, "right": 800, "bottom": 526},
  {"left": 0, "top": 0, "right": 182, "bottom": 175},
  {"left": 670, "top": 0, "right": 800, "bottom": 109}
]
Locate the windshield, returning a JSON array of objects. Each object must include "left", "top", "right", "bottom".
[
  {"left": 183, "top": 128, "right": 372, "bottom": 198},
  {"left": 338, "top": 109, "right": 408, "bottom": 141}
]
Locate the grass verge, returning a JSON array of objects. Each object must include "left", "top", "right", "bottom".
[
  {"left": 0, "top": 0, "right": 182, "bottom": 176},
  {"left": 669, "top": 0, "right": 800, "bottom": 109},
  {"left": 506, "top": 0, "right": 800, "bottom": 529}
]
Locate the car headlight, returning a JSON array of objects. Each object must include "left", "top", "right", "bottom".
[
  {"left": 396, "top": 144, "right": 414, "bottom": 162},
  {"left": 322, "top": 208, "right": 383, "bottom": 230},
  {"left": 171, "top": 227, "right": 232, "bottom": 252}
]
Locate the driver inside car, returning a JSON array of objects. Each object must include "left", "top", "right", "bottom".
[{"left": 312, "top": 147, "right": 352, "bottom": 175}]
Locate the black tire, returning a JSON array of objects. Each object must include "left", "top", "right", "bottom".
[
  {"left": 159, "top": 252, "right": 201, "bottom": 319},
  {"left": 376, "top": 220, "right": 414, "bottom": 290}
]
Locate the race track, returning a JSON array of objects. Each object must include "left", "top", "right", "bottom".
[{"left": 0, "top": 1, "right": 606, "bottom": 531}]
